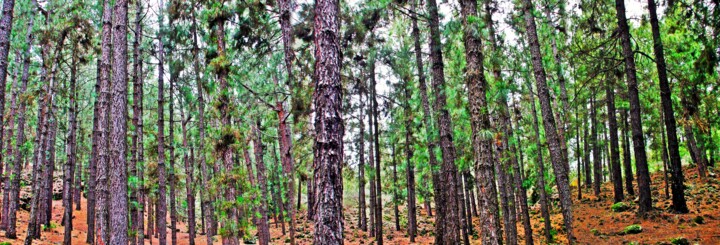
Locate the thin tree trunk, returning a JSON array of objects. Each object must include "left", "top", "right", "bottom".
[
  {"left": 525, "top": 76, "right": 552, "bottom": 243},
  {"left": 647, "top": 0, "right": 688, "bottom": 213},
  {"left": 156, "top": 3, "right": 168, "bottom": 243},
  {"left": 410, "top": 0, "right": 438, "bottom": 223},
  {"left": 591, "top": 95, "right": 602, "bottom": 196},
  {"left": 576, "top": 109, "right": 583, "bottom": 201},
  {"left": 505, "top": 102, "right": 533, "bottom": 245},
  {"left": 427, "top": 0, "right": 461, "bottom": 241},
  {"left": 660, "top": 114, "right": 671, "bottom": 199},
  {"left": 358, "top": 93, "right": 367, "bottom": 232},
  {"left": 620, "top": 108, "right": 634, "bottom": 196},
  {"left": 606, "top": 76, "right": 624, "bottom": 202},
  {"left": 168, "top": 57, "right": 178, "bottom": 245},
  {"left": 0, "top": 0, "right": 18, "bottom": 173},
  {"left": 275, "top": 0, "right": 298, "bottom": 240},
  {"left": 615, "top": 0, "right": 653, "bottom": 216},
  {"left": 520, "top": 0, "right": 574, "bottom": 238},
  {"left": 191, "top": 1, "right": 215, "bottom": 239},
  {"left": 62, "top": 46, "right": 79, "bottom": 245},
  {"left": 182, "top": 110, "right": 196, "bottom": 244},
  {"left": 372, "top": 54, "right": 384, "bottom": 245},
  {"left": 5, "top": 14, "right": 33, "bottom": 238},
  {"left": 403, "top": 71, "right": 416, "bottom": 241},
  {"left": 253, "top": 122, "right": 271, "bottom": 245},
  {"left": 0, "top": 53, "right": 20, "bottom": 229},
  {"left": 391, "top": 145, "right": 400, "bottom": 232},
  {"left": 132, "top": 1, "right": 145, "bottom": 243}
]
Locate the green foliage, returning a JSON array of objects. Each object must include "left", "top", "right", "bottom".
[
  {"left": 670, "top": 237, "right": 690, "bottom": 245},
  {"left": 623, "top": 224, "right": 643, "bottom": 234},
  {"left": 611, "top": 202, "right": 631, "bottom": 212}
]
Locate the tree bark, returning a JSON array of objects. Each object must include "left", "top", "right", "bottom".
[
  {"left": 253, "top": 122, "right": 271, "bottom": 245},
  {"left": 520, "top": 0, "right": 574, "bottom": 240},
  {"left": 646, "top": 0, "right": 688, "bottom": 213},
  {"left": 5, "top": 14, "right": 33, "bottom": 238},
  {"left": 620, "top": 108, "right": 634, "bottom": 196},
  {"left": 615, "top": 0, "right": 653, "bottom": 216},
  {"left": 156, "top": 3, "right": 168, "bottom": 243},
  {"left": 311, "top": 0, "right": 344, "bottom": 242},
  {"left": 606, "top": 77, "right": 624, "bottom": 202},
  {"left": 191, "top": 1, "right": 216, "bottom": 239},
  {"left": 62, "top": 45, "right": 79, "bottom": 245},
  {"left": 525, "top": 72, "right": 554, "bottom": 243},
  {"left": 182, "top": 110, "right": 196, "bottom": 244},
  {"left": 131, "top": 1, "right": 145, "bottom": 243},
  {"left": 461, "top": 0, "right": 501, "bottom": 243},
  {"left": 275, "top": 0, "right": 298, "bottom": 240},
  {"left": 0, "top": 0, "right": 17, "bottom": 172},
  {"left": 358, "top": 92, "right": 367, "bottom": 232},
  {"left": 591, "top": 95, "right": 602, "bottom": 196},
  {"left": 109, "top": 0, "right": 129, "bottom": 242},
  {"left": 369, "top": 45, "right": 383, "bottom": 245},
  {"left": 410, "top": 0, "right": 438, "bottom": 223},
  {"left": 168, "top": 53, "right": 178, "bottom": 245},
  {"left": 403, "top": 69, "right": 416, "bottom": 241},
  {"left": 94, "top": 0, "right": 113, "bottom": 242},
  {"left": 427, "top": 0, "right": 461, "bottom": 242}
]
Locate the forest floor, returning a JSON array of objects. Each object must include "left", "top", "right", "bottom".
[{"left": 0, "top": 166, "right": 718, "bottom": 244}]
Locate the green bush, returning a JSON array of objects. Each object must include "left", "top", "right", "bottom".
[
  {"left": 670, "top": 237, "right": 689, "bottom": 245},
  {"left": 611, "top": 202, "right": 630, "bottom": 212},
  {"left": 623, "top": 224, "right": 642, "bottom": 234}
]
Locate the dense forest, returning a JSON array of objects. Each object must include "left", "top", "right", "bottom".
[{"left": 0, "top": 0, "right": 716, "bottom": 244}]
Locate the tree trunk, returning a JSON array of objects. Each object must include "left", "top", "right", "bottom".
[
  {"left": 505, "top": 102, "right": 533, "bottom": 245},
  {"left": 0, "top": 53, "right": 20, "bottom": 230},
  {"left": 253, "top": 122, "right": 271, "bottom": 245},
  {"left": 358, "top": 94, "right": 367, "bottom": 232},
  {"left": 369, "top": 46, "right": 383, "bottom": 245},
  {"left": 62, "top": 46, "right": 79, "bottom": 245},
  {"left": 410, "top": 0, "right": 438, "bottom": 224},
  {"left": 311, "top": 0, "right": 344, "bottom": 242},
  {"left": 94, "top": 0, "right": 113, "bottom": 242},
  {"left": 191, "top": 2, "right": 216, "bottom": 239},
  {"left": 646, "top": 0, "right": 688, "bottom": 213},
  {"left": 0, "top": 0, "right": 18, "bottom": 172},
  {"left": 391, "top": 145, "right": 400, "bottom": 232},
  {"left": 591, "top": 95, "right": 602, "bottom": 196},
  {"left": 615, "top": 0, "right": 653, "bottom": 216},
  {"left": 660, "top": 114, "right": 671, "bottom": 199},
  {"left": 131, "top": 1, "right": 145, "bottom": 242},
  {"left": 620, "top": 108, "right": 634, "bottom": 196},
  {"left": 427, "top": 0, "right": 461, "bottom": 242},
  {"left": 606, "top": 77, "right": 624, "bottom": 202},
  {"left": 495, "top": 140, "right": 517, "bottom": 245},
  {"left": 275, "top": 0, "right": 298, "bottom": 240},
  {"left": 576, "top": 109, "right": 583, "bottom": 201},
  {"left": 157, "top": 3, "right": 169, "bottom": 243},
  {"left": 109, "top": 0, "right": 129, "bottom": 242},
  {"left": 525, "top": 75, "right": 552, "bottom": 243},
  {"left": 462, "top": 0, "right": 501, "bottom": 243},
  {"left": 5, "top": 14, "right": 33, "bottom": 238},
  {"left": 169, "top": 56, "right": 178, "bottom": 245},
  {"left": 403, "top": 70, "right": 416, "bottom": 241},
  {"left": 520, "top": 0, "right": 574, "bottom": 239},
  {"left": 182, "top": 110, "right": 196, "bottom": 244}
]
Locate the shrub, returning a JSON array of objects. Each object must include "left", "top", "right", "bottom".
[
  {"left": 611, "top": 202, "right": 630, "bottom": 212},
  {"left": 623, "top": 224, "right": 642, "bottom": 234}
]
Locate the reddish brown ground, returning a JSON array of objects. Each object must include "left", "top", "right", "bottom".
[{"left": 0, "top": 166, "right": 717, "bottom": 244}]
